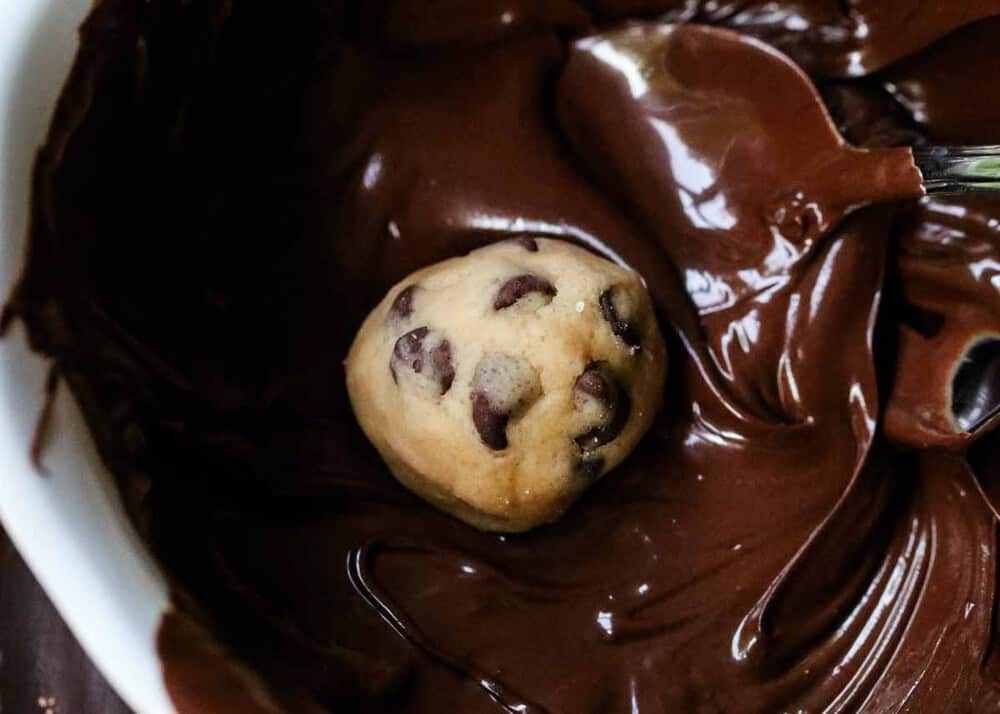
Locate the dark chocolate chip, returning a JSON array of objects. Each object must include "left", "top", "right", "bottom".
[
  {"left": 573, "top": 364, "right": 630, "bottom": 454},
  {"left": 389, "top": 284, "right": 419, "bottom": 321},
  {"left": 390, "top": 327, "right": 455, "bottom": 395},
  {"left": 599, "top": 288, "right": 641, "bottom": 350},
  {"left": 391, "top": 327, "right": 428, "bottom": 377},
  {"left": 494, "top": 274, "right": 556, "bottom": 310},
  {"left": 429, "top": 344, "right": 455, "bottom": 393},
  {"left": 470, "top": 353, "right": 541, "bottom": 450},
  {"left": 472, "top": 392, "right": 509, "bottom": 450},
  {"left": 575, "top": 368, "right": 613, "bottom": 402},
  {"left": 515, "top": 236, "right": 539, "bottom": 252}
]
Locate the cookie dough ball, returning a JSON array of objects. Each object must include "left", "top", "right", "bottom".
[{"left": 345, "top": 237, "right": 667, "bottom": 532}]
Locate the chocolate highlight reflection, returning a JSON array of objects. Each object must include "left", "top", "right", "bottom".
[{"left": 7, "top": 0, "right": 1000, "bottom": 711}]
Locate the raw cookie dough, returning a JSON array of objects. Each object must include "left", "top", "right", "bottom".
[{"left": 346, "top": 237, "right": 668, "bottom": 532}]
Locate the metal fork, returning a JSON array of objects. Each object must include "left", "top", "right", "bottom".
[{"left": 913, "top": 146, "right": 1000, "bottom": 194}]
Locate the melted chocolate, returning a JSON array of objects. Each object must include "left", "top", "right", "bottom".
[{"left": 9, "top": 1, "right": 1000, "bottom": 712}]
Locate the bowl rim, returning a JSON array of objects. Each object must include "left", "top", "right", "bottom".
[{"left": 0, "top": 1, "right": 174, "bottom": 712}]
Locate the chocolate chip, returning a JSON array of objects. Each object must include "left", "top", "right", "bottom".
[
  {"left": 391, "top": 327, "right": 427, "bottom": 375},
  {"left": 494, "top": 274, "right": 556, "bottom": 310},
  {"left": 514, "top": 236, "right": 539, "bottom": 252},
  {"left": 573, "top": 364, "right": 630, "bottom": 454},
  {"left": 599, "top": 287, "right": 641, "bottom": 351},
  {"left": 389, "top": 284, "right": 419, "bottom": 321},
  {"left": 390, "top": 327, "right": 454, "bottom": 395},
  {"left": 472, "top": 392, "right": 509, "bottom": 450},
  {"left": 575, "top": 368, "right": 613, "bottom": 402},
  {"left": 471, "top": 353, "right": 541, "bottom": 450}
]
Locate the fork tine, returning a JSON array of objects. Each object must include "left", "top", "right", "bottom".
[{"left": 914, "top": 145, "right": 1000, "bottom": 194}]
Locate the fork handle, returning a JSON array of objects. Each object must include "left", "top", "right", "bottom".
[{"left": 913, "top": 145, "right": 1000, "bottom": 194}]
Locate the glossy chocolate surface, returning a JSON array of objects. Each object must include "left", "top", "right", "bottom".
[{"left": 8, "top": 1, "right": 1000, "bottom": 711}]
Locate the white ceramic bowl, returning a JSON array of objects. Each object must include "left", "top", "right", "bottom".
[{"left": 0, "top": 2, "right": 174, "bottom": 712}]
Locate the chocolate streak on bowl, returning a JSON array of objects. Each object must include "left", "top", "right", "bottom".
[{"left": 7, "top": 1, "right": 1000, "bottom": 712}]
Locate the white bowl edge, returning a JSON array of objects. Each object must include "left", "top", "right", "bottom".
[{"left": 0, "top": 1, "right": 174, "bottom": 713}]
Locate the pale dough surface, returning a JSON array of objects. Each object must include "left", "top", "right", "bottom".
[{"left": 346, "top": 238, "right": 667, "bottom": 532}]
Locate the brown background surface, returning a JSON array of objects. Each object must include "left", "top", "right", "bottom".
[{"left": 0, "top": 532, "right": 132, "bottom": 714}]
